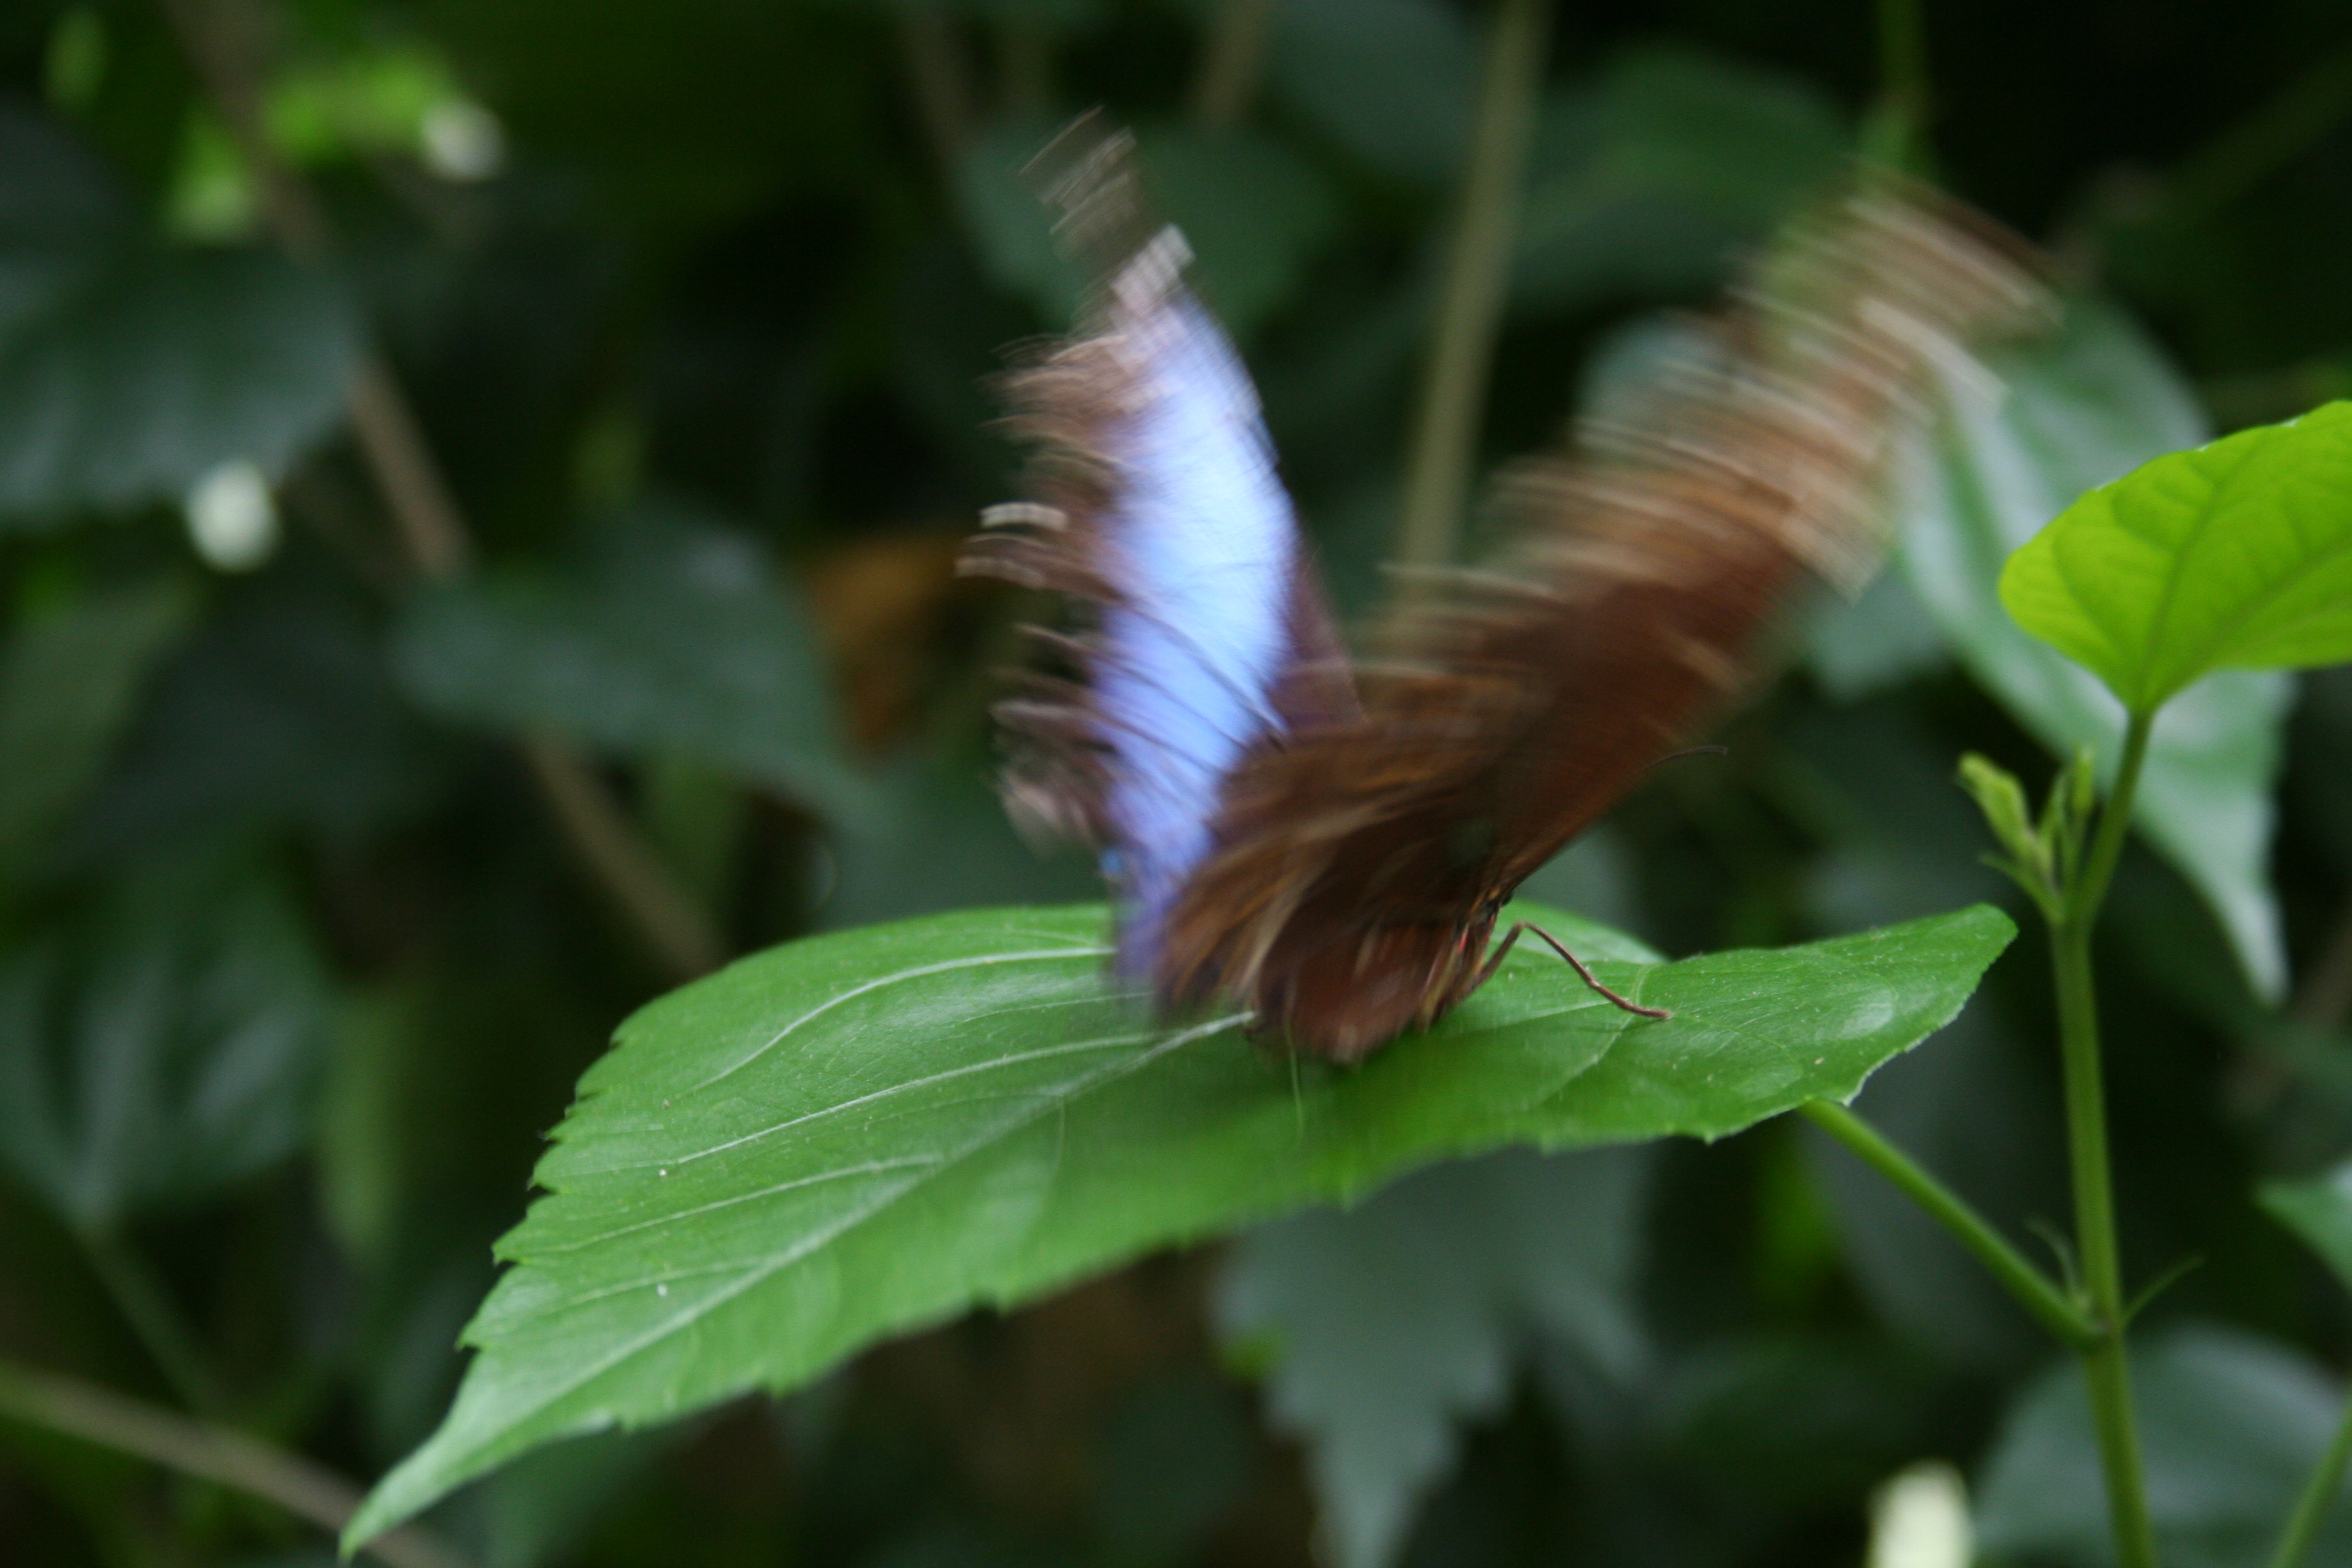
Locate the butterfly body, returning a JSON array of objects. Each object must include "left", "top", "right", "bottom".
[{"left": 966, "top": 125, "right": 2046, "bottom": 1061}]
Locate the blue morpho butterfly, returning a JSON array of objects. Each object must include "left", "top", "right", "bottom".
[{"left": 962, "top": 123, "right": 2045, "bottom": 1062}]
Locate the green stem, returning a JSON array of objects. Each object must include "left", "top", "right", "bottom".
[
  {"left": 76, "top": 1228, "right": 224, "bottom": 1416},
  {"left": 1393, "top": 0, "right": 1550, "bottom": 570},
  {"left": 2161, "top": 42, "right": 2352, "bottom": 233},
  {"left": 0, "top": 1357, "right": 474, "bottom": 1568},
  {"left": 1863, "top": 0, "right": 1930, "bottom": 172},
  {"left": 2268, "top": 1380, "right": 2352, "bottom": 1568},
  {"left": 2051, "top": 706, "right": 2160, "bottom": 1568},
  {"left": 1801, "top": 1101, "right": 2097, "bottom": 1346},
  {"left": 2067, "top": 709, "right": 2152, "bottom": 928}
]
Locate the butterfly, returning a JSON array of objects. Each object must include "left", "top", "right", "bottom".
[{"left": 962, "top": 123, "right": 2046, "bottom": 1062}]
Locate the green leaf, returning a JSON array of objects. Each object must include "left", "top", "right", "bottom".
[
  {"left": 1091, "top": 1372, "right": 1253, "bottom": 1568},
  {"left": 393, "top": 502, "right": 863, "bottom": 821},
  {"left": 2000, "top": 400, "right": 2352, "bottom": 713},
  {"left": 0, "top": 107, "right": 361, "bottom": 523},
  {"left": 951, "top": 118, "right": 1083, "bottom": 327},
  {"left": 0, "top": 851, "right": 333, "bottom": 1231},
  {"left": 1899, "top": 297, "right": 2293, "bottom": 998},
  {"left": 955, "top": 122, "right": 1343, "bottom": 340},
  {"left": 345, "top": 899, "right": 2012, "bottom": 1548},
  {"left": 1215, "top": 1146, "right": 1654, "bottom": 1568},
  {"left": 1976, "top": 1325, "right": 2352, "bottom": 1568},
  {"left": 1514, "top": 48, "right": 1848, "bottom": 310},
  {"left": 0, "top": 576, "right": 192, "bottom": 894},
  {"left": 1267, "top": 0, "right": 1475, "bottom": 186},
  {"left": 1808, "top": 570, "right": 1951, "bottom": 700},
  {"left": 1134, "top": 127, "right": 1341, "bottom": 338},
  {"left": 2260, "top": 1161, "right": 2352, "bottom": 1297},
  {"left": 59, "top": 573, "right": 447, "bottom": 870}
]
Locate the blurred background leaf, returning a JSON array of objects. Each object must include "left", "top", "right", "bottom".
[
  {"left": 3, "top": 0, "right": 2351, "bottom": 1563},
  {"left": 1896, "top": 299, "right": 2296, "bottom": 998},
  {"left": 0, "top": 105, "right": 361, "bottom": 523},
  {"left": 0, "top": 847, "right": 329, "bottom": 1232}
]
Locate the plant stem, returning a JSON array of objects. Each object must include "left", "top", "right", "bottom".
[
  {"left": 2267, "top": 1380, "right": 2352, "bottom": 1568},
  {"left": 1393, "top": 0, "right": 1550, "bottom": 570},
  {"left": 1801, "top": 1101, "right": 2097, "bottom": 1347},
  {"left": 76, "top": 1228, "right": 223, "bottom": 1416},
  {"left": 2161, "top": 42, "right": 2352, "bottom": 233},
  {"left": 1192, "top": 0, "right": 1273, "bottom": 129},
  {"left": 898, "top": 5, "right": 975, "bottom": 178},
  {"left": 1864, "top": 0, "right": 1930, "bottom": 171},
  {"left": 163, "top": 0, "right": 724, "bottom": 985},
  {"left": 2067, "top": 710, "right": 2152, "bottom": 928},
  {"left": 0, "top": 1357, "right": 474, "bottom": 1568},
  {"left": 2051, "top": 706, "right": 2160, "bottom": 1568},
  {"left": 523, "top": 731, "right": 728, "bottom": 977}
]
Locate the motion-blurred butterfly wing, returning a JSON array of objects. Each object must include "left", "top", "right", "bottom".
[
  {"left": 967, "top": 125, "right": 2048, "bottom": 1062},
  {"left": 960, "top": 126, "right": 1354, "bottom": 979}
]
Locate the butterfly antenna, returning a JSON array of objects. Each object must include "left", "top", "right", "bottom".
[{"left": 1501, "top": 922, "right": 1671, "bottom": 1020}]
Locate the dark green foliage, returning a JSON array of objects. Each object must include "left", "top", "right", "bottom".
[{"left": 2, "top": 3, "right": 2351, "bottom": 1568}]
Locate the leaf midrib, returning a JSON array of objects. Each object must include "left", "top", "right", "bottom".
[{"left": 457, "top": 1007, "right": 1252, "bottom": 1456}]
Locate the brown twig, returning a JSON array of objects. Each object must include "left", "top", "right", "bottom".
[
  {"left": 898, "top": 6, "right": 976, "bottom": 178},
  {"left": 161, "top": 0, "right": 722, "bottom": 982},
  {"left": 0, "top": 1358, "right": 476, "bottom": 1568},
  {"left": 1394, "top": 0, "right": 1552, "bottom": 570},
  {"left": 2290, "top": 894, "right": 2352, "bottom": 1032},
  {"left": 523, "top": 732, "right": 728, "bottom": 978},
  {"left": 1191, "top": 0, "right": 1273, "bottom": 129}
]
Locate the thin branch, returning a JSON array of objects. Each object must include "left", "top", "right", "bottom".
[
  {"left": 898, "top": 5, "right": 976, "bottom": 179},
  {"left": 345, "top": 355, "right": 472, "bottom": 581},
  {"left": 523, "top": 732, "right": 727, "bottom": 978},
  {"left": 1394, "top": 0, "right": 1551, "bottom": 570},
  {"left": 0, "top": 1358, "right": 475, "bottom": 1568},
  {"left": 1801, "top": 1100, "right": 2097, "bottom": 1348},
  {"left": 2268, "top": 1376, "right": 2352, "bottom": 1568},
  {"left": 1191, "top": 0, "right": 1273, "bottom": 129},
  {"left": 74, "top": 1229, "right": 225, "bottom": 1417},
  {"left": 995, "top": 18, "right": 1051, "bottom": 123},
  {"left": 2161, "top": 40, "right": 2352, "bottom": 232},
  {"left": 2291, "top": 891, "right": 2352, "bottom": 1031},
  {"left": 162, "top": 0, "right": 723, "bottom": 983}
]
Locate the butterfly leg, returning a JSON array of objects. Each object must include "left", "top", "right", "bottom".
[{"left": 1480, "top": 923, "right": 1672, "bottom": 1020}]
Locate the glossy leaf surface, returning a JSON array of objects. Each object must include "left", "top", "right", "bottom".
[
  {"left": 348, "top": 899, "right": 2012, "bottom": 1547},
  {"left": 2002, "top": 400, "right": 2352, "bottom": 713}
]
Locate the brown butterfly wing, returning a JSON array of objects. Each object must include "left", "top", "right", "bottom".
[{"left": 1158, "top": 189, "right": 2051, "bottom": 1060}]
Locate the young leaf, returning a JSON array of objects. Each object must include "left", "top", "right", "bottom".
[
  {"left": 2001, "top": 400, "right": 2352, "bottom": 714},
  {"left": 1898, "top": 297, "right": 2293, "bottom": 998},
  {"left": 346, "top": 898, "right": 2012, "bottom": 1549}
]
